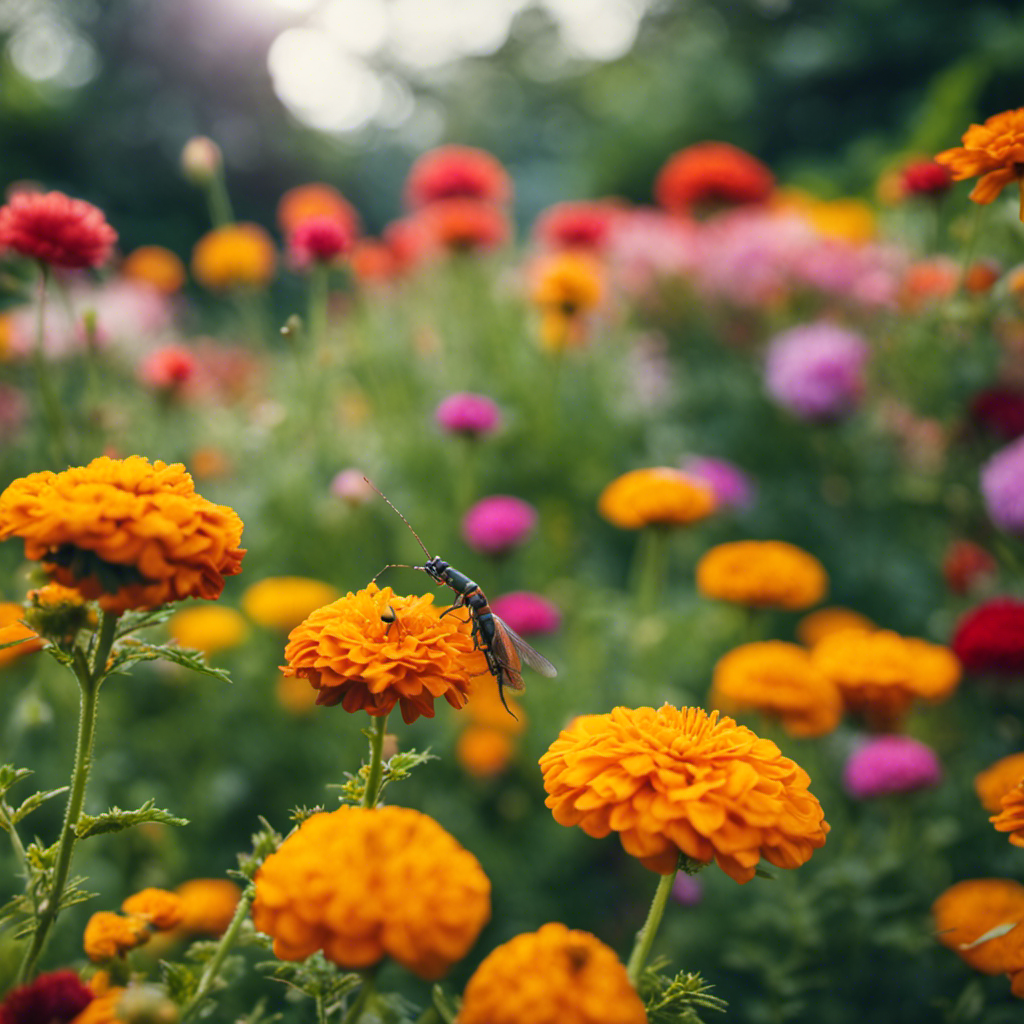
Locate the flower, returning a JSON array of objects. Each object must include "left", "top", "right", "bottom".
[
  {"left": 710, "top": 641, "right": 843, "bottom": 738},
  {"left": 69, "top": 977, "right": 125, "bottom": 1024},
  {"left": 696, "top": 540, "right": 827, "bottom": 610},
  {"left": 0, "top": 600, "right": 44, "bottom": 667},
  {"left": 191, "top": 223, "right": 276, "bottom": 290},
  {"left": 252, "top": 805, "right": 491, "bottom": 978},
  {"left": 330, "top": 470, "right": 376, "bottom": 507},
  {"left": 539, "top": 704, "right": 830, "bottom": 882},
  {"left": 532, "top": 200, "right": 621, "bottom": 252},
  {"left": 981, "top": 437, "right": 1024, "bottom": 533},
  {"left": 672, "top": 873, "right": 703, "bottom": 906},
  {"left": 936, "top": 108, "right": 1024, "bottom": 220},
  {"left": 458, "top": 922, "right": 646, "bottom": 1024},
  {"left": 489, "top": 591, "right": 561, "bottom": 635},
  {"left": 655, "top": 142, "right": 774, "bottom": 214},
  {"left": 121, "top": 888, "right": 184, "bottom": 930},
  {"left": 952, "top": 599, "right": 1024, "bottom": 674},
  {"left": 276, "top": 672, "right": 319, "bottom": 714},
  {"left": 241, "top": 576, "right": 340, "bottom": 632},
  {"left": 598, "top": 468, "right": 715, "bottom": 530},
  {"left": 83, "top": 911, "right": 150, "bottom": 961},
  {"left": 900, "top": 159, "right": 954, "bottom": 198},
  {"left": 0, "top": 190, "right": 117, "bottom": 269},
  {"left": 976, "top": 753, "right": 1024, "bottom": 813},
  {"left": 138, "top": 345, "right": 197, "bottom": 394},
  {"left": 404, "top": 145, "right": 511, "bottom": 208},
  {"left": 933, "top": 878, "right": 1024, "bottom": 975},
  {"left": 435, "top": 392, "right": 501, "bottom": 437},
  {"left": 530, "top": 252, "right": 604, "bottom": 316},
  {"left": 899, "top": 257, "right": 959, "bottom": 311},
  {"left": 0, "top": 970, "right": 93, "bottom": 1024},
  {"left": 415, "top": 199, "right": 511, "bottom": 253},
  {"left": 281, "top": 582, "right": 481, "bottom": 722},
  {"left": 175, "top": 878, "right": 241, "bottom": 935},
  {"left": 970, "top": 388, "right": 1024, "bottom": 441},
  {"left": 681, "top": 455, "right": 755, "bottom": 510},
  {"left": 965, "top": 258, "right": 1002, "bottom": 293},
  {"left": 0, "top": 456, "right": 245, "bottom": 613},
  {"left": 992, "top": 782, "right": 1024, "bottom": 846},
  {"left": 842, "top": 735, "right": 942, "bottom": 799},
  {"left": 796, "top": 606, "right": 874, "bottom": 647},
  {"left": 277, "top": 183, "right": 360, "bottom": 237},
  {"left": 168, "top": 604, "right": 248, "bottom": 656},
  {"left": 287, "top": 215, "right": 353, "bottom": 269},
  {"left": 464, "top": 673, "right": 526, "bottom": 732},
  {"left": 348, "top": 238, "right": 399, "bottom": 284},
  {"left": 180, "top": 136, "right": 222, "bottom": 185},
  {"left": 461, "top": 496, "right": 537, "bottom": 556},
  {"left": 764, "top": 322, "right": 870, "bottom": 421},
  {"left": 121, "top": 245, "right": 186, "bottom": 293},
  {"left": 943, "top": 540, "right": 997, "bottom": 595},
  {"left": 457, "top": 725, "right": 516, "bottom": 777}
]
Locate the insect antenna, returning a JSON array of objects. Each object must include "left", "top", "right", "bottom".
[
  {"left": 370, "top": 563, "right": 416, "bottom": 584},
  {"left": 363, "top": 477, "right": 433, "bottom": 559}
]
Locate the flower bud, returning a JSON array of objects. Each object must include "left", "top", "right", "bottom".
[{"left": 180, "top": 136, "right": 222, "bottom": 186}]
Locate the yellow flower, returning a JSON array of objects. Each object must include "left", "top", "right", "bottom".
[
  {"left": 992, "top": 783, "right": 1024, "bottom": 848},
  {"left": 458, "top": 922, "right": 647, "bottom": 1024},
  {"left": 275, "top": 672, "right": 320, "bottom": 715},
  {"left": 71, "top": 986, "right": 126, "bottom": 1024},
  {"left": 120, "top": 245, "right": 186, "bottom": 293},
  {"left": 796, "top": 606, "right": 874, "bottom": 647},
  {"left": 191, "top": 223, "right": 276, "bottom": 290},
  {"left": 933, "top": 879, "right": 1024, "bottom": 976},
  {"left": 241, "top": 576, "right": 340, "bottom": 631},
  {"left": 457, "top": 726, "right": 516, "bottom": 777},
  {"left": 121, "top": 888, "right": 184, "bottom": 931},
  {"left": 539, "top": 704, "right": 830, "bottom": 883},
  {"left": 83, "top": 911, "right": 149, "bottom": 962},
  {"left": 168, "top": 604, "right": 248, "bottom": 656},
  {"left": 252, "top": 806, "right": 491, "bottom": 978},
  {"left": 531, "top": 252, "right": 604, "bottom": 315},
  {"left": 175, "top": 878, "right": 242, "bottom": 935},
  {"left": 696, "top": 540, "right": 827, "bottom": 611},
  {"left": 598, "top": 468, "right": 716, "bottom": 529},
  {"left": 976, "top": 753, "right": 1024, "bottom": 813}
]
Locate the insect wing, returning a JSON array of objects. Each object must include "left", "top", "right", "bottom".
[
  {"left": 493, "top": 615, "right": 558, "bottom": 678},
  {"left": 488, "top": 619, "right": 525, "bottom": 691}
]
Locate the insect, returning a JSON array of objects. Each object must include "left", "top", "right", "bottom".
[{"left": 365, "top": 480, "right": 557, "bottom": 716}]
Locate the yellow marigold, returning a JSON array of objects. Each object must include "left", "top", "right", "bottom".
[
  {"left": 175, "top": 878, "right": 242, "bottom": 935},
  {"left": 242, "top": 576, "right": 340, "bottom": 631},
  {"left": 275, "top": 672, "right": 319, "bottom": 714},
  {"left": 168, "top": 604, "right": 248, "bottom": 656},
  {"left": 252, "top": 805, "right": 491, "bottom": 978},
  {"left": 710, "top": 641, "right": 843, "bottom": 738},
  {"left": 976, "top": 753, "right": 1024, "bottom": 813},
  {"left": 190, "top": 446, "right": 231, "bottom": 480},
  {"left": 796, "top": 606, "right": 874, "bottom": 647},
  {"left": 0, "top": 456, "right": 246, "bottom": 613},
  {"left": 530, "top": 252, "right": 604, "bottom": 315},
  {"left": 696, "top": 540, "right": 827, "bottom": 611},
  {"left": 539, "top": 704, "right": 830, "bottom": 883},
  {"left": 281, "top": 582, "right": 482, "bottom": 723},
  {"left": 83, "top": 911, "right": 149, "bottom": 962},
  {"left": 992, "top": 783, "right": 1024, "bottom": 848},
  {"left": 191, "top": 223, "right": 276, "bottom": 290},
  {"left": 458, "top": 922, "right": 647, "bottom": 1024},
  {"left": 933, "top": 878, "right": 1024, "bottom": 975},
  {"left": 0, "top": 600, "right": 43, "bottom": 668},
  {"left": 121, "top": 245, "right": 186, "bottom": 293},
  {"left": 598, "top": 468, "right": 716, "bottom": 530},
  {"left": 121, "top": 888, "right": 184, "bottom": 930},
  {"left": 936, "top": 108, "right": 1024, "bottom": 221},
  {"left": 457, "top": 726, "right": 516, "bottom": 778}
]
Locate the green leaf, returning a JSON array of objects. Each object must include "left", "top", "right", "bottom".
[
  {"left": 116, "top": 607, "right": 175, "bottom": 639},
  {"left": 431, "top": 984, "right": 460, "bottom": 1024},
  {"left": 74, "top": 799, "right": 188, "bottom": 838},
  {"left": 289, "top": 805, "right": 325, "bottom": 823},
  {"left": 10, "top": 786, "right": 69, "bottom": 826},
  {"left": 160, "top": 959, "right": 200, "bottom": 1004},
  {"left": 0, "top": 765, "right": 33, "bottom": 800},
  {"left": 106, "top": 639, "right": 231, "bottom": 682},
  {"left": 257, "top": 951, "right": 361, "bottom": 1005},
  {"left": 0, "top": 635, "right": 34, "bottom": 652},
  {"left": 331, "top": 747, "right": 438, "bottom": 805},
  {"left": 639, "top": 964, "right": 726, "bottom": 1024}
]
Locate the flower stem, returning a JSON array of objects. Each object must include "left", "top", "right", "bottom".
[
  {"left": 362, "top": 713, "right": 390, "bottom": 808},
  {"left": 205, "top": 171, "right": 235, "bottom": 228},
  {"left": 632, "top": 526, "right": 668, "bottom": 619},
  {"left": 626, "top": 863, "right": 679, "bottom": 986},
  {"left": 32, "top": 264, "right": 72, "bottom": 467},
  {"left": 308, "top": 262, "right": 329, "bottom": 353},
  {"left": 340, "top": 973, "right": 376, "bottom": 1024}
]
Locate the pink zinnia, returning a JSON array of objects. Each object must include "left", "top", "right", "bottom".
[
  {"left": 462, "top": 495, "right": 537, "bottom": 556},
  {"left": 0, "top": 190, "right": 117, "bottom": 269},
  {"left": 843, "top": 735, "right": 942, "bottom": 799},
  {"left": 435, "top": 392, "right": 501, "bottom": 437},
  {"left": 288, "top": 215, "right": 353, "bottom": 269},
  {"left": 681, "top": 455, "right": 755, "bottom": 510},
  {"left": 490, "top": 591, "right": 561, "bottom": 635},
  {"left": 532, "top": 201, "right": 620, "bottom": 252},
  {"left": 331, "top": 469, "right": 376, "bottom": 506}
]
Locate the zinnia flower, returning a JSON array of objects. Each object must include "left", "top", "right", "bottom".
[
  {"left": 0, "top": 456, "right": 245, "bottom": 613},
  {"left": 530, "top": 251, "right": 604, "bottom": 316},
  {"left": 696, "top": 540, "right": 827, "bottom": 610},
  {"left": 121, "top": 245, "right": 186, "bottom": 293},
  {"left": 796, "top": 606, "right": 874, "bottom": 647},
  {"left": 842, "top": 734, "right": 942, "bottom": 799},
  {"left": 981, "top": 437, "right": 1024, "bottom": 533},
  {"left": 952, "top": 599, "right": 1024, "bottom": 674},
  {"left": 598, "top": 468, "right": 715, "bottom": 529},
  {"left": 121, "top": 888, "right": 184, "bottom": 930},
  {"left": 287, "top": 215, "right": 353, "bottom": 269},
  {"left": 435, "top": 392, "right": 501, "bottom": 437},
  {"left": 0, "top": 190, "right": 117, "bottom": 269},
  {"left": 531, "top": 200, "right": 620, "bottom": 252},
  {"left": 970, "top": 388, "right": 1024, "bottom": 441},
  {"left": 654, "top": 142, "right": 774, "bottom": 214},
  {"left": 933, "top": 878, "right": 1024, "bottom": 978},
  {"left": 404, "top": 145, "right": 511, "bottom": 209},
  {"left": 252, "top": 805, "right": 491, "bottom": 978},
  {"left": 330, "top": 470, "right": 376, "bottom": 507},
  {"left": 175, "top": 878, "right": 242, "bottom": 935},
  {"left": 539, "top": 704, "right": 830, "bottom": 883},
  {"left": 462, "top": 496, "right": 537, "bottom": 556},
  {"left": 191, "top": 223, "right": 276, "bottom": 290},
  {"left": 992, "top": 782, "right": 1024, "bottom": 847},
  {"left": 281, "top": 582, "right": 482, "bottom": 722},
  {"left": 458, "top": 922, "right": 647, "bottom": 1024},
  {"left": 489, "top": 591, "right": 561, "bottom": 635},
  {"left": 415, "top": 198, "right": 511, "bottom": 253},
  {"left": 0, "top": 970, "right": 93, "bottom": 1024},
  {"left": 83, "top": 911, "right": 150, "bottom": 961},
  {"left": 976, "top": 753, "right": 1024, "bottom": 813},
  {"left": 242, "top": 576, "right": 339, "bottom": 632},
  {"left": 942, "top": 540, "right": 997, "bottom": 595},
  {"left": 277, "top": 183, "right": 360, "bottom": 237},
  {"left": 138, "top": 345, "right": 197, "bottom": 394},
  {"left": 681, "top": 455, "right": 755, "bottom": 511},
  {"left": 900, "top": 159, "right": 954, "bottom": 198}
]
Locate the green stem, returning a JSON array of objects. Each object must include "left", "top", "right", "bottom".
[
  {"left": 32, "top": 264, "right": 72, "bottom": 467},
  {"left": 362, "top": 713, "right": 390, "bottom": 809},
  {"left": 632, "top": 526, "right": 668, "bottom": 619},
  {"left": 340, "top": 974, "right": 376, "bottom": 1024},
  {"left": 315, "top": 993, "right": 327, "bottom": 1024},
  {"left": 626, "top": 863, "right": 679, "bottom": 986},
  {"left": 308, "top": 262, "right": 330, "bottom": 353},
  {"left": 205, "top": 171, "right": 235, "bottom": 228}
]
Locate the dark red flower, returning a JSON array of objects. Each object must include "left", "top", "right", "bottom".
[
  {"left": 415, "top": 199, "right": 511, "bottom": 253},
  {"left": 970, "top": 388, "right": 1024, "bottom": 441},
  {"left": 288, "top": 215, "right": 353, "bottom": 269},
  {"left": 952, "top": 599, "right": 1024, "bottom": 674},
  {"left": 654, "top": 142, "right": 774, "bottom": 215},
  {"left": 943, "top": 540, "right": 997, "bottom": 595},
  {"left": 404, "top": 146, "right": 512, "bottom": 209},
  {"left": 900, "top": 160, "right": 953, "bottom": 198},
  {"left": 0, "top": 970, "right": 93, "bottom": 1024},
  {"left": 532, "top": 201, "right": 621, "bottom": 252},
  {"left": 0, "top": 191, "right": 117, "bottom": 269}
]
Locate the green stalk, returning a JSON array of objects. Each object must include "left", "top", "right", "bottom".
[
  {"left": 626, "top": 863, "right": 679, "bottom": 986},
  {"left": 362, "top": 713, "right": 390, "bottom": 809},
  {"left": 308, "top": 262, "right": 330, "bottom": 353},
  {"left": 340, "top": 973, "right": 376, "bottom": 1024},
  {"left": 32, "top": 264, "right": 72, "bottom": 467},
  {"left": 205, "top": 171, "right": 235, "bottom": 228},
  {"left": 631, "top": 526, "right": 668, "bottom": 619}
]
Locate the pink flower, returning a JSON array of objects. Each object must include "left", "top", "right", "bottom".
[
  {"left": 139, "top": 344, "right": 197, "bottom": 393},
  {"left": 532, "top": 201, "right": 621, "bottom": 252},
  {"left": 981, "top": 436, "right": 1024, "bottom": 534},
  {"left": 671, "top": 873, "right": 703, "bottom": 906},
  {"left": 331, "top": 469, "right": 376, "bottom": 506},
  {"left": 681, "top": 456, "right": 755, "bottom": 510},
  {"left": 490, "top": 591, "right": 561, "bottom": 635},
  {"left": 0, "top": 190, "right": 117, "bottom": 269},
  {"left": 842, "top": 735, "right": 942, "bottom": 799},
  {"left": 404, "top": 145, "right": 512, "bottom": 209},
  {"left": 462, "top": 496, "right": 537, "bottom": 556},
  {"left": 288, "top": 215, "right": 353, "bottom": 269},
  {"left": 435, "top": 392, "right": 501, "bottom": 437}
]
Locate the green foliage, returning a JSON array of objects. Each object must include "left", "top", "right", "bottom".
[
  {"left": 258, "top": 952, "right": 361, "bottom": 1015},
  {"left": 106, "top": 639, "right": 232, "bottom": 683},
  {"left": 74, "top": 799, "right": 188, "bottom": 839},
  {"left": 638, "top": 960, "right": 727, "bottom": 1024},
  {"left": 334, "top": 748, "right": 438, "bottom": 806}
]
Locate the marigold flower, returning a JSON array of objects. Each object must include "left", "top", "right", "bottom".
[
  {"left": 175, "top": 878, "right": 242, "bottom": 935},
  {"left": 191, "top": 223, "right": 276, "bottom": 290},
  {"left": 992, "top": 782, "right": 1024, "bottom": 847},
  {"left": 415, "top": 198, "right": 511, "bottom": 253},
  {"left": 287, "top": 215, "right": 353, "bottom": 269},
  {"left": 710, "top": 641, "right": 843, "bottom": 738},
  {"left": 0, "top": 970, "right": 93, "bottom": 1024},
  {"left": 0, "top": 456, "right": 245, "bottom": 613},
  {"left": 598, "top": 468, "right": 716, "bottom": 530},
  {"left": 976, "top": 753, "right": 1024, "bottom": 813},
  {"left": 696, "top": 540, "right": 827, "bottom": 611},
  {"left": 457, "top": 725, "right": 516, "bottom": 777},
  {"left": 796, "top": 606, "right": 874, "bottom": 647},
  {"left": 168, "top": 604, "right": 248, "bottom": 656},
  {"left": 404, "top": 145, "right": 511, "bottom": 209},
  {"left": 83, "top": 911, "right": 150, "bottom": 961},
  {"left": 0, "top": 600, "right": 43, "bottom": 667},
  {"left": 121, "top": 888, "right": 184, "bottom": 930},
  {"left": 933, "top": 878, "right": 1024, "bottom": 975},
  {"left": 655, "top": 142, "right": 774, "bottom": 215},
  {"left": 458, "top": 922, "right": 646, "bottom": 1024},
  {"left": 0, "top": 190, "right": 117, "bottom": 269},
  {"left": 281, "top": 582, "right": 482, "bottom": 722},
  {"left": 530, "top": 252, "right": 604, "bottom": 316},
  {"left": 277, "top": 183, "right": 360, "bottom": 237},
  {"left": 69, "top": 984, "right": 125, "bottom": 1024},
  {"left": 121, "top": 245, "right": 186, "bottom": 293},
  {"left": 952, "top": 599, "right": 1024, "bottom": 674},
  {"left": 241, "top": 576, "right": 339, "bottom": 631},
  {"left": 532, "top": 200, "right": 621, "bottom": 252},
  {"left": 936, "top": 108, "right": 1024, "bottom": 220},
  {"left": 464, "top": 674, "right": 526, "bottom": 732},
  {"left": 540, "top": 704, "right": 830, "bottom": 883},
  {"left": 253, "top": 805, "right": 491, "bottom": 978},
  {"left": 462, "top": 495, "right": 537, "bottom": 556},
  {"left": 842, "top": 734, "right": 942, "bottom": 798}
]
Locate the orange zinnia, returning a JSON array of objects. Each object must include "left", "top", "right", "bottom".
[
  {"left": 414, "top": 198, "right": 511, "bottom": 254},
  {"left": 976, "top": 753, "right": 1024, "bottom": 813},
  {"left": 121, "top": 245, "right": 186, "bottom": 293},
  {"left": 540, "top": 704, "right": 830, "bottom": 883},
  {"left": 992, "top": 783, "right": 1024, "bottom": 847},
  {"left": 933, "top": 878, "right": 1024, "bottom": 976},
  {"left": 696, "top": 540, "right": 827, "bottom": 610},
  {"left": 191, "top": 223, "right": 276, "bottom": 290},
  {"left": 796, "top": 606, "right": 874, "bottom": 648},
  {"left": 598, "top": 468, "right": 716, "bottom": 529},
  {"left": 277, "top": 182, "right": 360, "bottom": 237}
]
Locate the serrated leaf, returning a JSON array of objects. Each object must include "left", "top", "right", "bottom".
[
  {"left": 160, "top": 959, "right": 200, "bottom": 1003},
  {"left": 116, "top": 607, "right": 175, "bottom": 639},
  {"left": 11, "top": 786, "right": 69, "bottom": 825},
  {"left": 107, "top": 640, "right": 231, "bottom": 682},
  {"left": 0, "top": 765, "right": 33, "bottom": 799},
  {"left": 74, "top": 799, "right": 188, "bottom": 838},
  {"left": 43, "top": 644, "right": 73, "bottom": 666}
]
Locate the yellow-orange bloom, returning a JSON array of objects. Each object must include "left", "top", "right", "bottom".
[
  {"left": 976, "top": 753, "right": 1024, "bottom": 813},
  {"left": 458, "top": 922, "right": 647, "bottom": 1024},
  {"left": 71, "top": 985, "right": 126, "bottom": 1024},
  {"left": 281, "top": 582, "right": 482, "bottom": 723},
  {"left": 710, "top": 641, "right": 843, "bottom": 738},
  {"left": 191, "top": 223, "right": 276, "bottom": 290},
  {"left": 796, "top": 606, "right": 874, "bottom": 648},
  {"left": 121, "top": 888, "right": 184, "bottom": 931},
  {"left": 539, "top": 704, "right": 830, "bottom": 883},
  {"left": 531, "top": 252, "right": 604, "bottom": 315},
  {"left": 252, "top": 805, "right": 491, "bottom": 978},
  {"left": 598, "top": 468, "right": 716, "bottom": 530},
  {"left": 0, "top": 600, "right": 43, "bottom": 668},
  {"left": 992, "top": 783, "right": 1024, "bottom": 848},
  {"left": 933, "top": 879, "right": 1024, "bottom": 976},
  {"left": 168, "top": 604, "right": 248, "bottom": 656},
  {"left": 175, "top": 878, "right": 242, "bottom": 935},
  {"left": 465, "top": 674, "right": 527, "bottom": 733},
  {"left": 83, "top": 912, "right": 149, "bottom": 962},
  {"left": 936, "top": 108, "right": 1024, "bottom": 221},
  {"left": 242, "top": 576, "right": 340, "bottom": 631},
  {"left": 696, "top": 540, "right": 827, "bottom": 610},
  {"left": 121, "top": 245, "right": 186, "bottom": 293},
  {"left": 0, "top": 456, "right": 245, "bottom": 613},
  {"left": 457, "top": 726, "right": 516, "bottom": 778},
  {"left": 275, "top": 672, "right": 320, "bottom": 715},
  {"left": 277, "top": 183, "right": 360, "bottom": 236}
]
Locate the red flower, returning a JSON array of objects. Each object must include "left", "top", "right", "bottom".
[
  {"left": 532, "top": 201, "right": 621, "bottom": 252},
  {"left": 139, "top": 345, "right": 197, "bottom": 393},
  {"left": 405, "top": 145, "right": 512, "bottom": 209},
  {"left": 0, "top": 970, "right": 93, "bottom": 1024},
  {"left": 415, "top": 199, "right": 511, "bottom": 253},
  {"left": 0, "top": 191, "right": 117, "bottom": 269},
  {"left": 952, "top": 599, "right": 1024, "bottom": 674},
  {"left": 288, "top": 215, "right": 353, "bottom": 269},
  {"left": 970, "top": 388, "right": 1024, "bottom": 441},
  {"left": 900, "top": 160, "right": 953, "bottom": 198},
  {"left": 654, "top": 142, "right": 774, "bottom": 214},
  {"left": 943, "top": 540, "right": 997, "bottom": 595}
]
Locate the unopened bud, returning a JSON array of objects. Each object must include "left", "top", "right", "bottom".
[{"left": 180, "top": 136, "right": 222, "bottom": 186}]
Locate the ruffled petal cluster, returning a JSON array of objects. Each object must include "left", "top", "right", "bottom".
[
  {"left": 121, "top": 887, "right": 184, "bottom": 930},
  {"left": 655, "top": 142, "right": 774, "bottom": 214},
  {"left": 696, "top": 540, "right": 827, "bottom": 610},
  {"left": 933, "top": 879, "right": 1024, "bottom": 985},
  {"left": 175, "top": 878, "right": 242, "bottom": 935},
  {"left": 404, "top": 145, "right": 512, "bottom": 208},
  {"left": 992, "top": 783, "right": 1024, "bottom": 847},
  {"left": 952, "top": 598, "right": 1024, "bottom": 674},
  {"left": 252, "top": 805, "right": 491, "bottom": 978},
  {"left": 0, "top": 970, "right": 93, "bottom": 1024},
  {"left": 539, "top": 704, "right": 830, "bottom": 883},
  {"left": 0, "top": 456, "right": 245, "bottom": 612},
  {"left": 0, "top": 190, "right": 117, "bottom": 269},
  {"left": 598, "top": 468, "right": 716, "bottom": 529},
  {"left": 976, "top": 753, "right": 1024, "bottom": 813},
  {"left": 191, "top": 223, "right": 276, "bottom": 290},
  {"left": 83, "top": 911, "right": 150, "bottom": 962}
]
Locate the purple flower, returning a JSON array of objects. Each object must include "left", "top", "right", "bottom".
[
  {"left": 681, "top": 455, "right": 755, "bottom": 510},
  {"left": 490, "top": 591, "right": 562, "bottom": 635},
  {"left": 981, "top": 436, "right": 1024, "bottom": 533},
  {"left": 764, "top": 322, "right": 869, "bottom": 421},
  {"left": 842, "top": 735, "right": 942, "bottom": 799},
  {"left": 435, "top": 392, "right": 501, "bottom": 437},
  {"left": 330, "top": 469, "right": 375, "bottom": 506},
  {"left": 462, "top": 495, "right": 537, "bottom": 556},
  {"left": 671, "top": 873, "right": 703, "bottom": 906}
]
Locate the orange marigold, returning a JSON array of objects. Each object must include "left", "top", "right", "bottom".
[
  {"left": 168, "top": 604, "right": 248, "bottom": 656},
  {"left": 70, "top": 986, "right": 125, "bottom": 1024},
  {"left": 0, "top": 456, "right": 245, "bottom": 613},
  {"left": 121, "top": 245, "right": 186, "bottom": 294},
  {"left": 458, "top": 922, "right": 646, "bottom": 1024},
  {"left": 281, "top": 582, "right": 482, "bottom": 723},
  {"left": 696, "top": 540, "right": 827, "bottom": 610},
  {"left": 121, "top": 888, "right": 184, "bottom": 930},
  {"left": 175, "top": 878, "right": 242, "bottom": 935},
  {"left": 976, "top": 753, "right": 1024, "bottom": 813},
  {"left": 539, "top": 704, "right": 830, "bottom": 883},
  {"left": 0, "top": 600, "right": 43, "bottom": 668},
  {"left": 191, "top": 223, "right": 276, "bottom": 290},
  {"left": 936, "top": 108, "right": 1024, "bottom": 221},
  {"left": 992, "top": 782, "right": 1024, "bottom": 848},
  {"left": 83, "top": 912, "right": 149, "bottom": 962},
  {"left": 710, "top": 641, "right": 843, "bottom": 738},
  {"left": 252, "top": 805, "right": 491, "bottom": 978},
  {"left": 242, "top": 576, "right": 339, "bottom": 631},
  {"left": 598, "top": 468, "right": 716, "bottom": 530},
  {"left": 457, "top": 726, "right": 516, "bottom": 778},
  {"left": 933, "top": 878, "right": 1024, "bottom": 975},
  {"left": 796, "top": 606, "right": 874, "bottom": 647}
]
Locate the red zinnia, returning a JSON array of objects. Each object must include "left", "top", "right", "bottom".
[
  {"left": 415, "top": 199, "right": 511, "bottom": 253},
  {"left": 139, "top": 345, "right": 197, "bottom": 393},
  {"left": 404, "top": 145, "right": 512, "bottom": 209},
  {"left": 0, "top": 970, "right": 93, "bottom": 1024},
  {"left": 0, "top": 191, "right": 117, "bottom": 269},
  {"left": 654, "top": 142, "right": 774, "bottom": 215},
  {"left": 900, "top": 160, "right": 953, "bottom": 198},
  {"left": 970, "top": 388, "right": 1024, "bottom": 441},
  {"left": 532, "top": 200, "right": 621, "bottom": 252},
  {"left": 952, "top": 599, "right": 1024, "bottom": 674},
  {"left": 288, "top": 215, "right": 353, "bottom": 269},
  {"left": 943, "top": 539, "right": 997, "bottom": 595}
]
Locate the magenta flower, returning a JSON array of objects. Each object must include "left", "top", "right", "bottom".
[
  {"left": 981, "top": 436, "right": 1024, "bottom": 534},
  {"left": 671, "top": 873, "right": 703, "bottom": 907},
  {"left": 490, "top": 591, "right": 561, "bottom": 635},
  {"left": 435, "top": 392, "right": 501, "bottom": 437},
  {"left": 842, "top": 735, "right": 942, "bottom": 799},
  {"left": 288, "top": 215, "right": 352, "bottom": 269},
  {"left": 462, "top": 495, "right": 537, "bottom": 556},
  {"left": 330, "top": 469, "right": 375, "bottom": 506},
  {"left": 681, "top": 455, "right": 755, "bottom": 510}
]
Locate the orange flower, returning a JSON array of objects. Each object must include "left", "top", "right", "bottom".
[
  {"left": 933, "top": 878, "right": 1024, "bottom": 975},
  {"left": 277, "top": 183, "right": 360, "bottom": 237},
  {"left": 252, "top": 806, "right": 491, "bottom": 978},
  {"left": 976, "top": 753, "right": 1024, "bottom": 813},
  {"left": 710, "top": 641, "right": 843, "bottom": 738},
  {"left": 168, "top": 604, "right": 248, "bottom": 656},
  {"left": 175, "top": 878, "right": 242, "bottom": 935},
  {"left": 415, "top": 199, "right": 511, "bottom": 253},
  {"left": 404, "top": 145, "right": 512, "bottom": 209},
  {"left": 0, "top": 456, "right": 245, "bottom": 613},
  {"left": 275, "top": 672, "right": 320, "bottom": 715},
  {"left": 242, "top": 576, "right": 339, "bottom": 631},
  {"left": 464, "top": 675, "right": 526, "bottom": 733},
  {"left": 70, "top": 986, "right": 125, "bottom": 1024},
  {"left": 992, "top": 783, "right": 1024, "bottom": 847},
  {"left": 348, "top": 239, "right": 399, "bottom": 285},
  {"left": 598, "top": 468, "right": 716, "bottom": 529},
  {"left": 796, "top": 606, "right": 874, "bottom": 647},
  {"left": 539, "top": 704, "right": 830, "bottom": 883},
  {"left": 191, "top": 223, "right": 276, "bottom": 290},
  {"left": 457, "top": 726, "right": 516, "bottom": 778},
  {"left": 0, "top": 600, "right": 43, "bottom": 667},
  {"left": 936, "top": 108, "right": 1024, "bottom": 220},
  {"left": 121, "top": 245, "right": 186, "bottom": 293},
  {"left": 530, "top": 252, "right": 604, "bottom": 315},
  {"left": 281, "top": 582, "right": 482, "bottom": 723},
  {"left": 655, "top": 142, "right": 774, "bottom": 215},
  {"left": 83, "top": 911, "right": 149, "bottom": 962},
  {"left": 121, "top": 888, "right": 184, "bottom": 930},
  {"left": 458, "top": 922, "right": 646, "bottom": 1024},
  {"left": 696, "top": 540, "right": 827, "bottom": 610}
]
